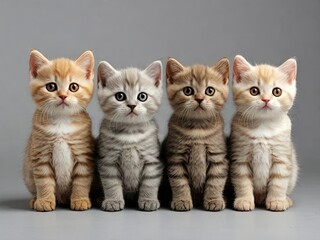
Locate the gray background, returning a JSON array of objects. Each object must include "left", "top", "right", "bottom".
[{"left": 0, "top": 0, "right": 319, "bottom": 239}]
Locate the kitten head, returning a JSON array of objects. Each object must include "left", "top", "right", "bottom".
[
  {"left": 232, "top": 55, "right": 297, "bottom": 120},
  {"left": 29, "top": 50, "right": 94, "bottom": 116},
  {"left": 166, "top": 57, "right": 229, "bottom": 119},
  {"left": 97, "top": 60, "right": 162, "bottom": 124}
]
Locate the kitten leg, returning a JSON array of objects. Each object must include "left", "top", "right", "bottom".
[
  {"left": 70, "top": 158, "right": 93, "bottom": 211},
  {"left": 99, "top": 161, "right": 124, "bottom": 211},
  {"left": 266, "top": 156, "right": 292, "bottom": 211},
  {"left": 231, "top": 161, "right": 255, "bottom": 211},
  {"left": 168, "top": 155, "right": 193, "bottom": 211},
  {"left": 32, "top": 158, "right": 56, "bottom": 212},
  {"left": 204, "top": 150, "right": 228, "bottom": 211},
  {"left": 138, "top": 161, "right": 163, "bottom": 211}
]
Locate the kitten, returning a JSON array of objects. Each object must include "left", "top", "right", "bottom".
[
  {"left": 23, "top": 50, "right": 95, "bottom": 211},
  {"left": 97, "top": 60, "right": 163, "bottom": 211},
  {"left": 230, "top": 55, "right": 298, "bottom": 211},
  {"left": 165, "top": 57, "right": 229, "bottom": 211}
]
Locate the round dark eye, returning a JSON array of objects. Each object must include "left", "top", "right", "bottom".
[
  {"left": 69, "top": 83, "right": 79, "bottom": 92},
  {"left": 46, "top": 82, "right": 57, "bottom": 92},
  {"left": 205, "top": 86, "right": 215, "bottom": 96},
  {"left": 272, "top": 87, "right": 282, "bottom": 97},
  {"left": 138, "top": 92, "right": 148, "bottom": 102},
  {"left": 115, "top": 92, "right": 126, "bottom": 101},
  {"left": 250, "top": 87, "right": 260, "bottom": 96},
  {"left": 183, "top": 86, "right": 194, "bottom": 96}
]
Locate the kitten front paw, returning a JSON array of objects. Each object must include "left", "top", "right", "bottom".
[
  {"left": 70, "top": 197, "right": 91, "bottom": 211},
  {"left": 234, "top": 197, "right": 255, "bottom": 211},
  {"left": 101, "top": 199, "right": 125, "bottom": 212},
  {"left": 171, "top": 199, "right": 193, "bottom": 211},
  {"left": 265, "top": 197, "right": 292, "bottom": 211},
  {"left": 32, "top": 198, "right": 56, "bottom": 212},
  {"left": 204, "top": 198, "right": 225, "bottom": 211},
  {"left": 138, "top": 199, "right": 160, "bottom": 211}
]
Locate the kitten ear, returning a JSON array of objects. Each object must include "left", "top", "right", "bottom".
[
  {"left": 213, "top": 57, "right": 229, "bottom": 84},
  {"left": 97, "top": 61, "right": 118, "bottom": 88},
  {"left": 278, "top": 58, "right": 297, "bottom": 84},
  {"left": 166, "top": 57, "right": 184, "bottom": 84},
  {"left": 233, "top": 55, "right": 252, "bottom": 83},
  {"left": 29, "top": 50, "right": 50, "bottom": 78},
  {"left": 75, "top": 50, "right": 94, "bottom": 80},
  {"left": 144, "top": 60, "right": 162, "bottom": 87}
]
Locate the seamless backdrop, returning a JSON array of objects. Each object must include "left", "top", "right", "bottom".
[{"left": 0, "top": 0, "right": 319, "bottom": 240}]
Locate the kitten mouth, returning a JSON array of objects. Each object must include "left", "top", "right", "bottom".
[
  {"left": 58, "top": 102, "right": 69, "bottom": 107},
  {"left": 127, "top": 111, "right": 138, "bottom": 116},
  {"left": 261, "top": 105, "right": 271, "bottom": 110},
  {"left": 195, "top": 105, "right": 205, "bottom": 111}
]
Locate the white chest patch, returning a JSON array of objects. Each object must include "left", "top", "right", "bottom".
[
  {"left": 47, "top": 119, "right": 78, "bottom": 136},
  {"left": 52, "top": 139, "right": 74, "bottom": 195},
  {"left": 252, "top": 141, "right": 271, "bottom": 193}
]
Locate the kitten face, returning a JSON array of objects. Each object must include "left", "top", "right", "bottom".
[
  {"left": 166, "top": 58, "right": 229, "bottom": 119},
  {"left": 29, "top": 50, "right": 94, "bottom": 116},
  {"left": 97, "top": 61, "right": 162, "bottom": 124},
  {"left": 233, "top": 55, "right": 297, "bottom": 120}
]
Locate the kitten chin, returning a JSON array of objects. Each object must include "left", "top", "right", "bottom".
[{"left": 230, "top": 55, "right": 298, "bottom": 212}]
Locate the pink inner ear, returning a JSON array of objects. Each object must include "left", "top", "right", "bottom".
[
  {"left": 233, "top": 56, "right": 251, "bottom": 83},
  {"left": 279, "top": 59, "right": 297, "bottom": 84}
]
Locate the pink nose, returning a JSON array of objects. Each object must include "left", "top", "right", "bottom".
[
  {"left": 59, "top": 95, "right": 67, "bottom": 101},
  {"left": 262, "top": 98, "right": 270, "bottom": 103}
]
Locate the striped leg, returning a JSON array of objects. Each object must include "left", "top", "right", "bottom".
[
  {"left": 204, "top": 149, "right": 228, "bottom": 211},
  {"left": 231, "top": 161, "right": 255, "bottom": 211},
  {"left": 266, "top": 156, "right": 292, "bottom": 211},
  {"left": 32, "top": 155, "right": 56, "bottom": 212},
  {"left": 138, "top": 161, "right": 163, "bottom": 211},
  {"left": 70, "top": 158, "right": 93, "bottom": 211},
  {"left": 99, "top": 159, "right": 124, "bottom": 212},
  {"left": 168, "top": 154, "right": 192, "bottom": 211}
]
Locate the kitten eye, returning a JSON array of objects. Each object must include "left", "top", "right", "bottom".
[
  {"left": 272, "top": 87, "right": 282, "bottom": 97},
  {"left": 205, "top": 86, "right": 215, "bottom": 96},
  {"left": 115, "top": 92, "right": 127, "bottom": 101},
  {"left": 69, "top": 83, "right": 79, "bottom": 92},
  {"left": 250, "top": 87, "right": 260, "bottom": 96},
  {"left": 183, "top": 87, "right": 194, "bottom": 96},
  {"left": 137, "top": 92, "right": 148, "bottom": 102},
  {"left": 46, "top": 82, "right": 57, "bottom": 92}
]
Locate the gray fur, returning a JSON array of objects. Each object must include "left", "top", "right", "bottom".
[{"left": 97, "top": 61, "right": 163, "bottom": 211}]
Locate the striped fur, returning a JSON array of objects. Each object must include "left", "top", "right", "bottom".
[
  {"left": 230, "top": 55, "right": 298, "bottom": 211},
  {"left": 165, "top": 57, "right": 229, "bottom": 211},
  {"left": 23, "top": 50, "right": 95, "bottom": 211},
  {"left": 97, "top": 60, "right": 163, "bottom": 211}
]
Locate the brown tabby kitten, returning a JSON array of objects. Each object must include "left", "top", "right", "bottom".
[
  {"left": 165, "top": 57, "right": 229, "bottom": 211},
  {"left": 23, "top": 50, "right": 95, "bottom": 211}
]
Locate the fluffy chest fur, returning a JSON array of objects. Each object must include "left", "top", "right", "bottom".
[
  {"left": 120, "top": 147, "right": 143, "bottom": 192},
  {"left": 52, "top": 138, "right": 74, "bottom": 199}
]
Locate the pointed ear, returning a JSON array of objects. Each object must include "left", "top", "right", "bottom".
[
  {"left": 29, "top": 50, "right": 50, "bottom": 78},
  {"left": 278, "top": 58, "right": 297, "bottom": 84},
  {"left": 213, "top": 57, "right": 229, "bottom": 84},
  {"left": 144, "top": 60, "right": 162, "bottom": 87},
  {"left": 166, "top": 57, "right": 184, "bottom": 84},
  {"left": 233, "top": 55, "right": 252, "bottom": 83},
  {"left": 75, "top": 50, "right": 94, "bottom": 80},
  {"left": 97, "top": 61, "right": 118, "bottom": 88}
]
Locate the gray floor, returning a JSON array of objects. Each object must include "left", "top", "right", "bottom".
[{"left": 0, "top": 169, "right": 319, "bottom": 240}]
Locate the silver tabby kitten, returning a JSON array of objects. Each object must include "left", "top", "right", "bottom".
[{"left": 97, "top": 60, "right": 163, "bottom": 211}]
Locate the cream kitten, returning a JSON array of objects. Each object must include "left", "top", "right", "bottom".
[{"left": 230, "top": 55, "right": 298, "bottom": 211}]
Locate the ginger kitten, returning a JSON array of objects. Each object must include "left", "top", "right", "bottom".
[
  {"left": 23, "top": 50, "right": 95, "bottom": 211},
  {"left": 165, "top": 57, "right": 229, "bottom": 211},
  {"left": 97, "top": 60, "right": 163, "bottom": 211},
  {"left": 230, "top": 55, "right": 298, "bottom": 211}
]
